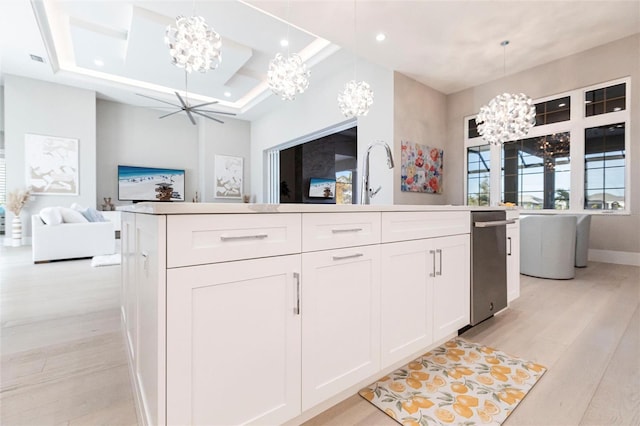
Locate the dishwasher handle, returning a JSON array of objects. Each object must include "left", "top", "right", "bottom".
[{"left": 474, "top": 219, "right": 516, "bottom": 228}]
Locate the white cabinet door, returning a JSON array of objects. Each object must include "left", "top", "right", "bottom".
[
  {"left": 301, "top": 245, "right": 380, "bottom": 410},
  {"left": 380, "top": 239, "right": 433, "bottom": 368},
  {"left": 121, "top": 212, "right": 137, "bottom": 363},
  {"left": 166, "top": 255, "right": 301, "bottom": 426},
  {"left": 432, "top": 234, "right": 471, "bottom": 341},
  {"left": 134, "top": 213, "right": 166, "bottom": 426},
  {"left": 507, "top": 221, "right": 521, "bottom": 302}
]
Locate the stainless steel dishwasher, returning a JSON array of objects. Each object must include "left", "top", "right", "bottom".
[{"left": 470, "top": 211, "right": 514, "bottom": 326}]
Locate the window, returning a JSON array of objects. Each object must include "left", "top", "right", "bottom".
[
  {"left": 502, "top": 132, "right": 571, "bottom": 209},
  {"left": 467, "top": 145, "right": 490, "bottom": 206},
  {"left": 464, "top": 77, "right": 629, "bottom": 213},
  {"left": 585, "top": 83, "right": 625, "bottom": 116},
  {"left": 535, "top": 96, "right": 570, "bottom": 126},
  {"left": 584, "top": 123, "right": 625, "bottom": 210},
  {"left": 335, "top": 170, "right": 353, "bottom": 204}
]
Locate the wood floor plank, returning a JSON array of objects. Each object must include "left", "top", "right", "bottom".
[{"left": 580, "top": 306, "right": 640, "bottom": 426}]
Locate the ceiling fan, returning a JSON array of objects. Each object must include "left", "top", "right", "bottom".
[{"left": 137, "top": 92, "right": 236, "bottom": 125}]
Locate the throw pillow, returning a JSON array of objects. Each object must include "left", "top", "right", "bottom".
[
  {"left": 60, "top": 207, "right": 89, "bottom": 223},
  {"left": 81, "top": 207, "right": 107, "bottom": 222},
  {"left": 40, "top": 207, "right": 63, "bottom": 225}
]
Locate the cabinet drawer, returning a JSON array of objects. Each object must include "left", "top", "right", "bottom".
[
  {"left": 167, "top": 214, "right": 301, "bottom": 267},
  {"left": 302, "top": 212, "right": 381, "bottom": 252},
  {"left": 381, "top": 211, "right": 470, "bottom": 243}
]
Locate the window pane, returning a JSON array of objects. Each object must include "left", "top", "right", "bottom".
[
  {"left": 584, "top": 123, "right": 625, "bottom": 210},
  {"left": 502, "top": 132, "right": 570, "bottom": 209},
  {"left": 467, "top": 144, "right": 490, "bottom": 206},
  {"left": 468, "top": 119, "right": 480, "bottom": 139},
  {"left": 585, "top": 83, "right": 626, "bottom": 117},
  {"left": 534, "top": 96, "right": 570, "bottom": 126}
]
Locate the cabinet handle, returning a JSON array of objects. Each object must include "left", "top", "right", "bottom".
[
  {"left": 293, "top": 272, "right": 300, "bottom": 315},
  {"left": 141, "top": 251, "right": 149, "bottom": 272},
  {"left": 436, "top": 249, "right": 443, "bottom": 276},
  {"left": 331, "top": 228, "right": 363, "bottom": 234},
  {"left": 429, "top": 250, "right": 436, "bottom": 277},
  {"left": 220, "top": 233, "right": 268, "bottom": 241},
  {"left": 332, "top": 253, "right": 364, "bottom": 261},
  {"left": 507, "top": 237, "right": 512, "bottom": 256}
]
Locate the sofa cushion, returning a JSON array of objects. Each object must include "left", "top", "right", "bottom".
[
  {"left": 80, "top": 207, "right": 107, "bottom": 222},
  {"left": 40, "top": 207, "right": 63, "bottom": 225},
  {"left": 60, "top": 207, "right": 89, "bottom": 223}
]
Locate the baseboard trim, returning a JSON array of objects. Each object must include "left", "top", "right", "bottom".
[{"left": 589, "top": 249, "right": 640, "bottom": 267}]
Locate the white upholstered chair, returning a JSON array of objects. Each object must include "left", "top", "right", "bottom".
[{"left": 520, "top": 215, "right": 577, "bottom": 279}]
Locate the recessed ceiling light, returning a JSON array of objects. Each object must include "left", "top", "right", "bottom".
[
  {"left": 94, "top": 58, "right": 104, "bottom": 67},
  {"left": 224, "top": 91, "right": 231, "bottom": 98},
  {"left": 29, "top": 54, "right": 44, "bottom": 63},
  {"left": 375, "top": 33, "right": 386, "bottom": 42},
  {"left": 613, "top": 107, "right": 622, "bottom": 112},
  {"left": 280, "top": 39, "right": 289, "bottom": 47},
  {"left": 558, "top": 103, "right": 566, "bottom": 107},
  {"left": 584, "top": 100, "right": 592, "bottom": 104}
]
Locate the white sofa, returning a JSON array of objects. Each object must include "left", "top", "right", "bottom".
[{"left": 32, "top": 214, "right": 116, "bottom": 263}]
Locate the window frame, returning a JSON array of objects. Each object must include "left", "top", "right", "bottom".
[{"left": 463, "top": 77, "right": 631, "bottom": 215}]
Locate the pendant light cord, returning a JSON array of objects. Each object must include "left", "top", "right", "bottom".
[{"left": 353, "top": 0, "right": 357, "bottom": 80}]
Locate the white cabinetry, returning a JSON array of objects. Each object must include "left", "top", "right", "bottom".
[
  {"left": 432, "top": 234, "right": 471, "bottom": 341},
  {"left": 301, "top": 245, "right": 380, "bottom": 409},
  {"left": 506, "top": 214, "right": 520, "bottom": 302},
  {"left": 380, "top": 212, "right": 470, "bottom": 368},
  {"left": 166, "top": 255, "right": 301, "bottom": 425},
  {"left": 380, "top": 239, "right": 433, "bottom": 367},
  {"left": 121, "top": 207, "right": 481, "bottom": 425}
]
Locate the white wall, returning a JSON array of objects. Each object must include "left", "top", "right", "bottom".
[
  {"left": 200, "top": 116, "right": 251, "bottom": 203},
  {"left": 97, "top": 99, "right": 251, "bottom": 206},
  {"left": 251, "top": 51, "right": 394, "bottom": 204},
  {"left": 4, "top": 75, "right": 96, "bottom": 235},
  {"left": 446, "top": 34, "right": 640, "bottom": 255}
]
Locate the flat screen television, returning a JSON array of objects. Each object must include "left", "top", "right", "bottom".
[
  {"left": 308, "top": 177, "right": 336, "bottom": 199},
  {"left": 118, "top": 165, "right": 185, "bottom": 202}
]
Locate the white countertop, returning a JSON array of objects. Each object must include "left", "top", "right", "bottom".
[{"left": 119, "top": 202, "right": 518, "bottom": 215}]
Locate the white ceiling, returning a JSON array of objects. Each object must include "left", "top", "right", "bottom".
[{"left": 1, "top": 0, "right": 639, "bottom": 122}]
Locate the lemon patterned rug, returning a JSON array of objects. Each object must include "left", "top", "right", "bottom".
[{"left": 359, "top": 337, "right": 546, "bottom": 425}]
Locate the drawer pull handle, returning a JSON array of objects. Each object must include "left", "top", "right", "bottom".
[
  {"left": 436, "top": 249, "right": 443, "bottom": 276},
  {"left": 220, "top": 233, "right": 268, "bottom": 242},
  {"left": 293, "top": 272, "right": 301, "bottom": 315},
  {"left": 331, "top": 228, "right": 363, "bottom": 234},
  {"left": 332, "top": 253, "right": 364, "bottom": 261},
  {"left": 429, "top": 250, "right": 436, "bottom": 277}
]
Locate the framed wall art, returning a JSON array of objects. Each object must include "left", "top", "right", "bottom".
[
  {"left": 214, "top": 155, "right": 243, "bottom": 199},
  {"left": 25, "top": 133, "right": 79, "bottom": 195},
  {"left": 400, "top": 140, "right": 443, "bottom": 194}
]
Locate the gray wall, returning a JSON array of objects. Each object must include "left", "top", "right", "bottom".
[
  {"left": 4, "top": 75, "right": 97, "bottom": 235},
  {"left": 393, "top": 72, "right": 448, "bottom": 205},
  {"left": 446, "top": 34, "right": 640, "bottom": 255}
]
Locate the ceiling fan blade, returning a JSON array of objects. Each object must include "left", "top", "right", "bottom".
[
  {"left": 189, "top": 100, "right": 219, "bottom": 109},
  {"left": 185, "top": 109, "right": 197, "bottom": 125},
  {"left": 191, "top": 110, "right": 224, "bottom": 124},
  {"left": 158, "top": 109, "right": 183, "bottom": 119},
  {"left": 175, "top": 91, "right": 189, "bottom": 109},
  {"left": 137, "top": 93, "right": 180, "bottom": 108},
  {"left": 192, "top": 108, "right": 237, "bottom": 116}
]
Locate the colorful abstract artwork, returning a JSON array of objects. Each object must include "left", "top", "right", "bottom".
[{"left": 400, "top": 141, "right": 443, "bottom": 193}]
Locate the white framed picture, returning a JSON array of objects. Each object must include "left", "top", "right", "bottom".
[
  {"left": 25, "top": 133, "right": 79, "bottom": 195},
  {"left": 214, "top": 155, "right": 243, "bottom": 199}
]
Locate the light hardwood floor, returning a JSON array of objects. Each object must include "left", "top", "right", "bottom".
[{"left": 1, "top": 243, "right": 638, "bottom": 425}]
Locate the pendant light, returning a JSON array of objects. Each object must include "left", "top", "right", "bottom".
[
  {"left": 476, "top": 41, "right": 536, "bottom": 145},
  {"left": 338, "top": 0, "right": 374, "bottom": 118}
]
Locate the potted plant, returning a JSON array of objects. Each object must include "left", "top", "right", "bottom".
[{"left": 7, "top": 188, "right": 32, "bottom": 245}]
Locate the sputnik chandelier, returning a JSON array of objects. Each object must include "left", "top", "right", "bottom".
[
  {"left": 267, "top": 1, "right": 310, "bottom": 100},
  {"left": 165, "top": 15, "right": 222, "bottom": 73},
  {"left": 476, "top": 41, "right": 536, "bottom": 145},
  {"left": 268, "top": 53, "right": 310, "bottom": 100},
  {"left": 338, "top": 0, "right": 374, "bottom": 118}
]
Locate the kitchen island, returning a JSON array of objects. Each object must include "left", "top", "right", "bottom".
[{"left": 120, "top": 203, "right": 518, "bottom": 425}]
